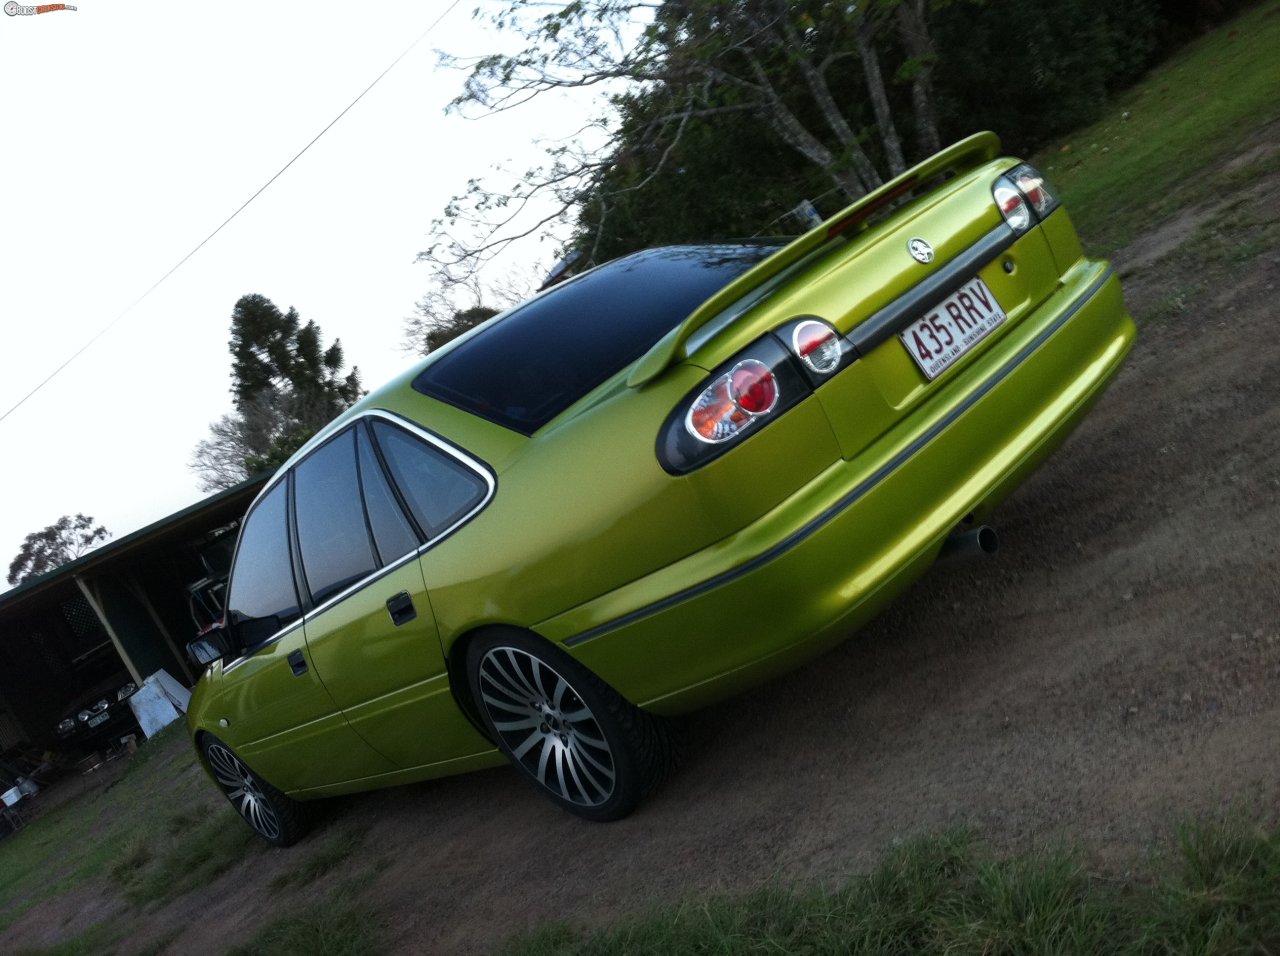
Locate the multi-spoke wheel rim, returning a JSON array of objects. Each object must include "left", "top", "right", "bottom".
[
  {"left": 478, "top": 646, "right": 616, "bottom": 807},
  {"left": 206, "top": 742, "right": 282, "bottom": 841}
]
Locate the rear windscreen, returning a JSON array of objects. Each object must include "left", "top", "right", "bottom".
[{"left": 411, "top": 244, "right": 780, "bottom": 434}]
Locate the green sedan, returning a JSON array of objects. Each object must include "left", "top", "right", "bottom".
[{"left": 186, "top": 132, "right": 1135, "bottom": 845}]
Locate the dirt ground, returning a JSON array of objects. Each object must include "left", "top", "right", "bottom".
[{"left": 5, "top": 144, "right": 1279, "bottom": 955}]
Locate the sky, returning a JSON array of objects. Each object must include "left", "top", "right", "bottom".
[{"left": 0, "top": 0, "right": 597, "bottom": 588}]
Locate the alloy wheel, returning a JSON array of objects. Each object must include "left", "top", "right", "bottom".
[
  {"left": 478, "top": 646, "right": 616, "bottom": 807},
  {"left": 205, "top": 741, "right": 282, "bottom": 841}
]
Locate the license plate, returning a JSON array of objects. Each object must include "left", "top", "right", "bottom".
[
  {"left": 899, "top": 277, "right": 1007, "bottom": 380},
  {"left": 87, "top": 712, "right": 109, "bottom": 728}
]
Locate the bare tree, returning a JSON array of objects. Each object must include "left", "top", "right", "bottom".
[
  {"left": 423, "top": 0, "right": 942, "bottom": 285},
  {"left": 189, "top": 393, "right": 290, "bottom": 493},
  {"left": 402, "top": 271, "right": 533, "bottom": 356}
]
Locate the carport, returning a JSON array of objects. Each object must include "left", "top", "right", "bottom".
[{"left": 0, "top": 475, "right": 268, "bottom": 752}]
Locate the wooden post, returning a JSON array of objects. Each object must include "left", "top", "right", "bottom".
[
  {"left": 73, "top": 576, "right": 143, "bottom": 686},
  {"left": 123, "top": 572, "right": 196, "bottom": 685}
]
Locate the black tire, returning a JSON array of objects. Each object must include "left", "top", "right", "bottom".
[
  {"left": 200, "top": 735, "right": 310, "bottom": 847},
  {"left": 465, "top": 628, "right": 673, "bottom": 821}
]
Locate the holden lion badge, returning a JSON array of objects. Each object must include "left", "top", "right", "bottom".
[{"left": 907, "top": 238, "right": 934, "bottom": 264}]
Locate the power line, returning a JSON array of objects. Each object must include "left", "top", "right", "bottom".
[{"left": 0, "top": 0, "right": 465, "bottom": 427}]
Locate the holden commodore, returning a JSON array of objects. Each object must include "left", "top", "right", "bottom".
[{"left": 186, "top": 133, "right": 1135, "bottom": 845}]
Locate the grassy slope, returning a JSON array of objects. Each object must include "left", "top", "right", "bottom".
[
  {"left": 1037, "top": 0, "right": 1280, "bottom": 251},
  {"left": 0, "top": 729, "right": 256, "bottom": 947},
  {"left": 502, "top": 824, "right": 1280, "bottom": 955},
  {"left": 0, "top": 729, "right": 380, "bottom": 956}
]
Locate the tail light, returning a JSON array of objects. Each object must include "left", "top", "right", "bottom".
[
  {"left": 1011, "top": 165, "right": 1058, "bottom": 217},
  {"left": 994, "top": 182, "right": 1032, "bottom": 234},
  {"left": 686, "top": 359, "right": 778, "bottom": 443},
  {"left": 993, "top": 163, "right": 1060, "bottom": 234},
  {"left": 792, "top": 320, "right": 842, "bottom": 375},
  {"left": 658, "top": 317, "right": 854, "bottom": 473},
  {"left": 658, "top": 334, "right": 812, "bottom": 473}
]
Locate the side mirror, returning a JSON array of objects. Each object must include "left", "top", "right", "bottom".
[{"left": 187, "top": 622, "right": 232, "bottom": 667}]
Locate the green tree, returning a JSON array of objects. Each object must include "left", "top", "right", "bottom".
[
  {"left": 190, "top": 295, "right": 363, "bottom": 491},
  {"left": 424, "top": 0, "right": 1183, "bottom": 289},
  {"left": 403, "top": 304, "right": 500, "bottom": 356},
  {"left": 7, "top": 514, "right": 111, "bottom": 587},
  {"left": 931, "top": 0, "right": 1162, "bottom": 154},
  {"left": 573, "top": 80, "right": 834, "bottom": 263}
]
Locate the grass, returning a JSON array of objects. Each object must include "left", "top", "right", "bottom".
[
  {"left": 498, "top": 820, "right": 1280, "bottom": 955},
  {"left": 13, "top": 921, "right": 124, "bottom": 956},
  {"left": 1185, "top": 194, "right": 1280, "bottom": 267},
  {"left": 226, "top": 898, "right": 384, "bottom": 956},
  {"left": 0, "top": 726, "right": 233, "bottom": 926},
  {"left": 269, "top": 824, "right": 370, "bottom": 892},
  {"left": 13, "top": 807, "right": 1276, "bottom": 956},
  {"left": 1034, "top": 0, "right": 1280, "bottom": 251},
  {"left": 117, "top": 808, "right": 262, "bottom": 905},
  {"left": 0, "top": 724, "right": 208, "bottom": 925},
  {"left": 1154, "top": 820, "right": 1280, "bottom": 953},
  {"left": 0, "top": 731, "right": 386, "bottom": 954}
]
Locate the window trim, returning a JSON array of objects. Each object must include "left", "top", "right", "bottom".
[
  {"left": 222, "top": 409, "right": 495, "bottom": 672},
  {"left": 366, "top": 413, "right": 493, "bottom": 543},
  {"left": 353, "top": 419, "right": 422, "bottom": 567}
]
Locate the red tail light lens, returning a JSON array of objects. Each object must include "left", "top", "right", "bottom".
[
  {"left": 792, "top": 320, "right": 841, "bottom": 375},
  {"left": 731, "top": 361, "right": 777, "bottom": 413},
  {"left": 994, "top": 163, "right": 1060, "bottom": 234},
  {"left": 659, "top": 335, "right": 813, "bottom": 473},
  {"left": 1011, "top": 165, "right": 1058, "bottom": 217},
  {"left": 994, "top": 182, "right": 1031, "bottom": 233},
  {"left": 688, "top": 359, "right": 778, "bottom": 443}
]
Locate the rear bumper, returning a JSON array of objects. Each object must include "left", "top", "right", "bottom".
[{"left": 541, "top": 261, "right": 1135, "bottom": 715}]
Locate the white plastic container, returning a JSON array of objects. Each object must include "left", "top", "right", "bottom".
[{"left": 1, "top": 787, "right": 20, "bottom": 808}]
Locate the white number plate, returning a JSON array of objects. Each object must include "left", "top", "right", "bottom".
[
  {"left": 899, "top": 277, "right": 1007, "bottom": 380},
  {"left": 87, "top": 712, "right": 109, "bottom": 728}
]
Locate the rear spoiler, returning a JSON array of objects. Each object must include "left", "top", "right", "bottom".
[{"left": 627, "top": 131, "right": 1003, "bottom": 388}]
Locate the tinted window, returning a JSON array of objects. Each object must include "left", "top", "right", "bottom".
[
  {"left": 294, "top": 429, "right": 379, "bottom": 606},
  {"left": 411, "top": 244, "right": 780, "bottom": 433},
  {"left": 371, "top": 420, "right": 487, "bottom": 538},
  {"left": 225, "top": 483, "right": 299, "bottom": 643},
  {"left": 356, "top": 423, "right": 421, "bottom": 564}
]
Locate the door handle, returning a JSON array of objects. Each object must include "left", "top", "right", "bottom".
[
  {"left": 287, "top": 649, "right": 307, "bottom": 676},
  {"left": 386, "top": 591, "right": 417, "bottom": 626}
]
